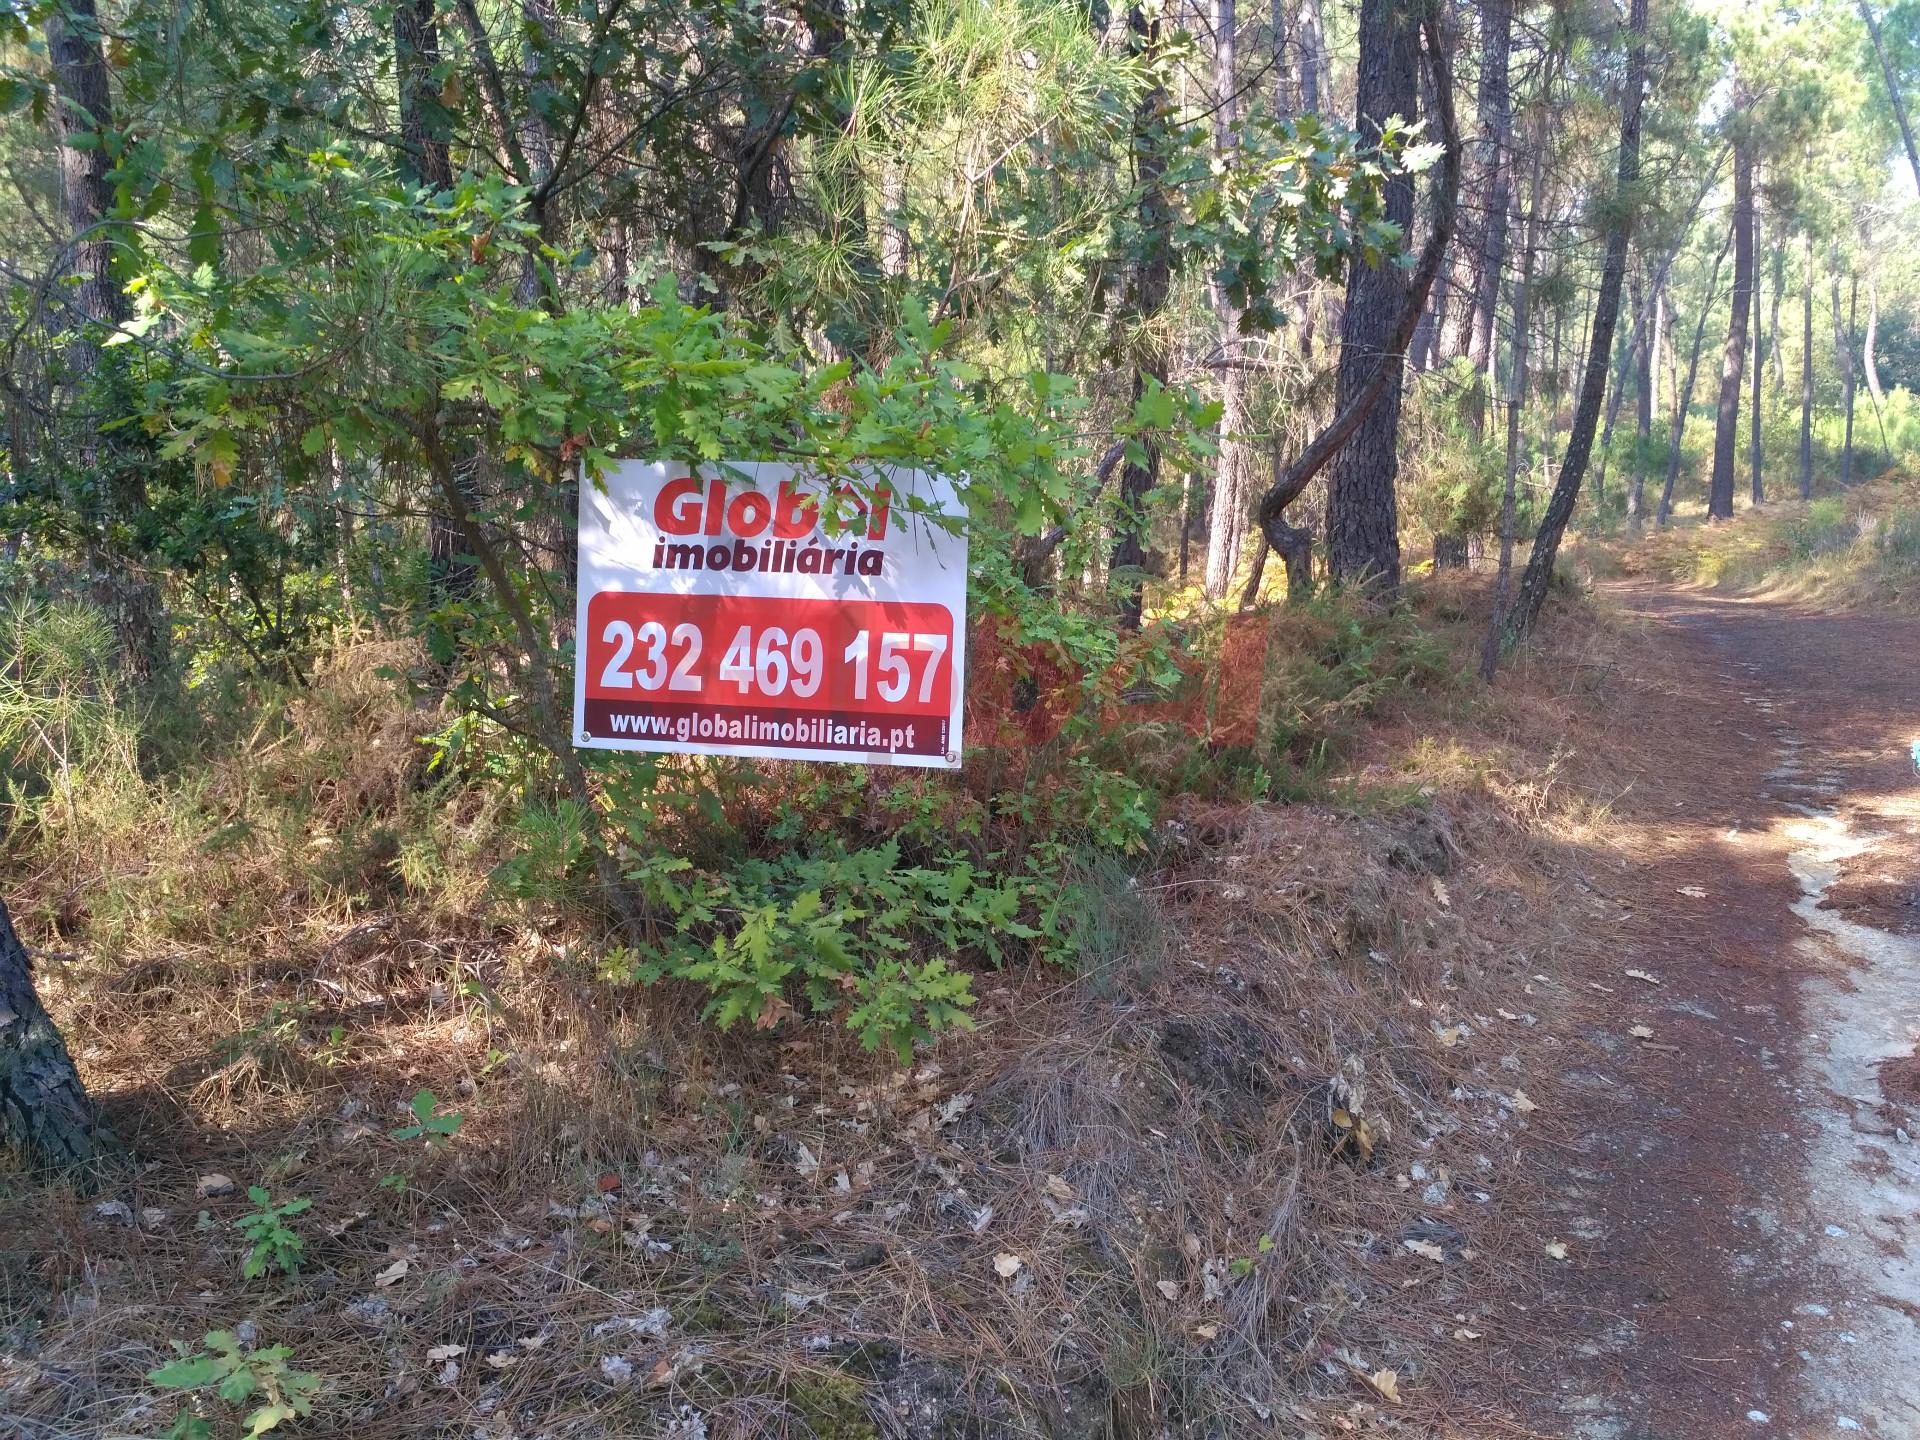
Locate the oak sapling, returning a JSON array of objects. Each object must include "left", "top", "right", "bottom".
[
  {"left": 390, "top": 1088, "right": 464, "bottom": 1149},
  {"left": 236, "top": 1187, "right": 310, "bottom": 1280}
]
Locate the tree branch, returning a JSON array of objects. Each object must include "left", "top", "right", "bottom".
[{"left": 1253, "top": 2, "right": 1462, "bottom": 552}]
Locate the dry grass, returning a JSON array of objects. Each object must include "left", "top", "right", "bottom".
[
  {"left": 0, "top": 585, "right": 1666, "bottom": 1439},
  {"left": 1567, "top": 475, "right": 1920, "bottom": 615}
]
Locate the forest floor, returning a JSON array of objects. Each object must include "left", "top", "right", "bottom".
[
  {"left": 8, "top": 555, "right": 1920, "bottom": 1439},
  {"left": 1501, "top": 581, "right": 1920, "bottom": 1439}
]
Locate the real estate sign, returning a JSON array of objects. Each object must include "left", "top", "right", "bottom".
[{"left": 574, "top": 461, "right": 967, "bottom": 768}]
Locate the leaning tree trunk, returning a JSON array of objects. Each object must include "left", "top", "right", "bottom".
[
  {"left": 1862, "top": 254, "right": 1891, "bottom": 451},
  {"left": 1325, "top": 0, "right": 1420, "bottom": 590},
  {"left": 1861, "top": 1, "right": 1920, "bottom": 202},
  {"left": 1706, "top": 133, "right": 1754, "bottom": 520},
  {"left": 0, "top": 899, "right": 111, "bottom": 1168},
  {"left": 1502, "top": 0, "right": 1648, "bottom": 649}
]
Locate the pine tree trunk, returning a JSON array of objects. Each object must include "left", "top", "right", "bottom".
[
  {"left": 1481, "top": 105, "right": 1548, "bottom": 678},
  {"left": 1861, "top": 263, "right": 1891, "bottom": 452},
  {"left": 1466, "top": 0, "right": 1514, "bottom": 374},
  {"left": 45, "top": 0, "right": 167, "bottom": 677},
  {"left": 1628, "top": 285, "right": 1660, "bottom": 527},
  {"left": 1660, "top": 225, "right": 1734, "bottom": 525},
  {"left": 1861, "top": 2, "right": 1920, "bottom": 201},
  {"left": 1114, "top": 6, "right": 1173, "bottom": 627},
  {"left": 1836, "top": 265, "right": 1859, "bottom": 486},
  {"left": 1768, "top": 236, "right": 1786, "bottom": 393},
  {"left": 1706, "top": 135, "right": 1753, "bottom": 520},
  {"left": 394, "top": 0, "right": 479, "bottom": 610},
  {"left": 1800, "top": 228, "right": 1815, "bottom": 499},
  {"left": 1504, "top": 0, "right": 1649, "bottom": 648},
  {"left": 1751, "top": 201, "right": 1764, "bottom": 504},
  {"left": 1202, "top": 0, "right": 1250, "bottom": 602},
  {"left": 1326, "top": 0, "right": 1419, "bottom": 590},
  {"left": 0, "top": 898, "right": 112, "bottom": 1169},
  {"left": 1594, "top": 272, "right": 1640, "bottom": 501}
]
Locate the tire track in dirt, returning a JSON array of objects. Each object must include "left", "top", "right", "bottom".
[{"left": 1523, "top": 585, "right": 1920, "bottom": 1439}]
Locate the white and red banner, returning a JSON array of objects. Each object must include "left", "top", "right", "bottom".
[{"left": 573, "top": 461, "right": 967, "bottom": 768}]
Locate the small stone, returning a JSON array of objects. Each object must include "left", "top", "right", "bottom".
[
  {"left": 92, "top": 1200, "right": 133, "bottom": 1225},
  {"left": 1745, "top": 1411, "right": 1769, "bottom": 1424},
  {"left": 1824, "top": 1225, "right": 1849, "bottom": 1239},
  {"left": 1837, "top": 1419, "right": 1862, "bottom": 1432},
  {"left": 196, "top": 1174, "right": 237, "bottom": 1199}
]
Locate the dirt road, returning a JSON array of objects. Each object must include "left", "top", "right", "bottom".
[{"left": 1522, "top": 585, "right": 1920, "bottom": 1438}]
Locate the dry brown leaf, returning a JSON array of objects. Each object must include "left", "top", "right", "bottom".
[
  {"left": 992, "top": 1252, "right": 1023, "bottom": 1279},
  {"left": 1155, "top": 1280, "right": 1180, "bottom": 1300},
  {"left": 425, "top": 1343, "right": 465, "bottom": 1362},
  {"left": 374, "top": 1256, "right": 410, "bottom": 1287},
  {"left": 1511, "top": 1090, "right": 1538, "bottom": 1114},
  {"left": 1545, "top": 1240, "right": 1569, "bottom": 1261},
  {"left": 1042, "top": 1174, "right": 1074, "bottom": 1201},
  {"left": 1433, "top": 1025, "right": 1465, "bottom": 1048},
  {"left": 1625, "top": 968, "right": 1663, "bottom": 987},
  {"left": 1368, "top": 1369, "right": 1402, "bottom": 1404},
  {"left": 1193, "top": 1322, "right": 1220, "bottom": 1341},
  {"left": 1453, "top": 1327, "right": 1482, "bottom": 1341},
  {"left": 1403, "top": 1239, "right": 1446, "bottom": 1263}
]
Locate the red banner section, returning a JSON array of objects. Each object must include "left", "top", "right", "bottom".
[{"left": 582, "top": 592, "right": 955, "bottom": 757}]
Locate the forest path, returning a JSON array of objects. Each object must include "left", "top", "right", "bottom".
[{"left": 1525, "top": 584, "right": 1920, "bottom": 1439}]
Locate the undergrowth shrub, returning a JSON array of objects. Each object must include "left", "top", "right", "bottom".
[
  {"left": 0, "top": 599, "right": 140, "bottom": 843},
  {"left": 608, "top": 839, "right": 1065, "bottom": 1059}
]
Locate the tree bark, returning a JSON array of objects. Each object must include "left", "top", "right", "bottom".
[
  {"left": 1295, "top": 0, "right": 1327, "bottom": 114},
  {"left": 1863, "top": 257, "right": 1890, "bottom": 450},
  {"left": 1113, "top": 6, "right": 1173, "bottom": 628},
  {"left": 1835, "top": 261, "right": 1859, "bottom": 486},
  {"left": 1706, "top": 133, "right": 1753, "bottom": 519},
  {"left": 1203, "top": 0, "right": 1252, "bottom": 602},
  {"left": 1659, "top": 223, "right": 1735, "bottom": 525},
  {"left": 1482, "top": 98, "right": 1549, "bottom": 679},
  {"left": 45, "top": 0, "right": 125, "bottom": 335},
  {"left": 1466, "top": 0, "right": 1514, "bottom": 377},
  {"left": 1861, "top": 1, "right": 1920, "bottom": 201},
  {"left": 1751, "top": 201, "right": 1764, "bottom": 504},
  {"left": 1251, "top": 5, "right": 1460, "bottom": 575},
  {"left": 393, "top": 0, "right": 477, "bottom": 610},
  {"left": 1502, "top": 0, "right": 1649, "bottom": 649},
  {"left": 1325, "top": 0, "right": 1422, "bottom": 590},
  {"left": 1628, "top": 283, "right": 1660, "bottom": 526},
  {"left": 1799, "top": 228, "right": 1816, "bottom": 499},
  {"left": 1594, "top": 271, "right": 1641, "bottom": 500},
  {"left": 1768, "top": 232, "right": 1786, "bottom": 393},
  {"left": 0, "top": 898, "right": 112, "bottom": 1169}
]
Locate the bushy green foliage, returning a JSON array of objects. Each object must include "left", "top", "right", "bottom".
[
  {"left": 148, "top": 1329, "right": 321, "bottom": 1439},
  {"left": 610, "top": 839, "right": 1067, "bottom": 1060}
]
